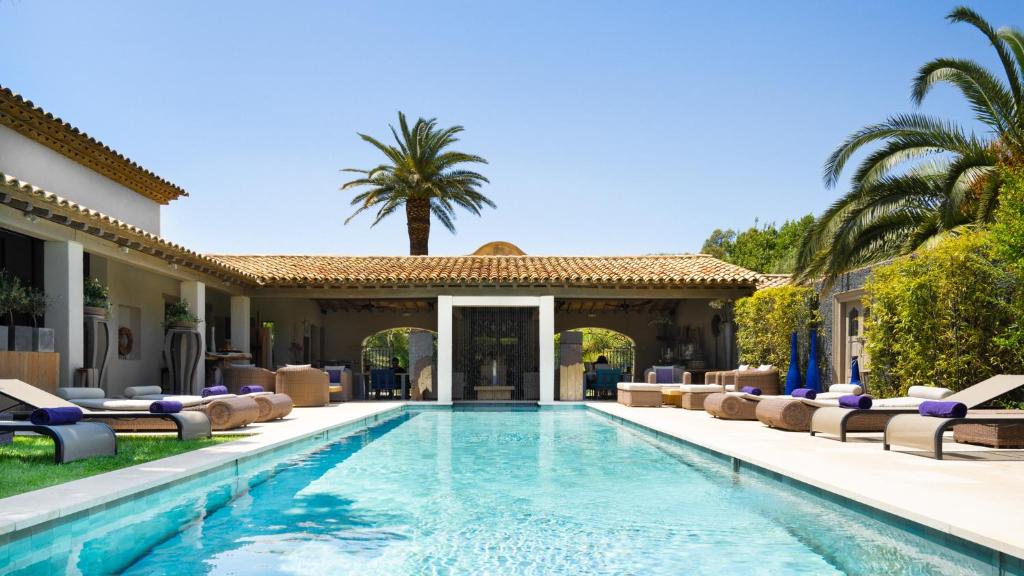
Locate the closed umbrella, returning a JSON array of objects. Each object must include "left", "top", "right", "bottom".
[{"left": 784, "top": 331, "right": 801, "bottom": 395}]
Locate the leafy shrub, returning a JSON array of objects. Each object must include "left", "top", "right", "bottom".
[
  {"left": 863, "top": 231, "right": 1019, "bottom": 398},
  {"left": 734, "top": 285, "right": 820, "bottom": 384}
]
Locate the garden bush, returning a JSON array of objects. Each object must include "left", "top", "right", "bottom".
[
  {"left": 863, "top": 231, "right": 1019, "bottom": 399},
  {"left": 734, "top": 285, "right": 819, "bottom": 384}
]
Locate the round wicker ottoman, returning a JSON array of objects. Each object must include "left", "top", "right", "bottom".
[
  {"left": 191, "top": 396, "right": 260, "bottom": 430},
  {"left": 755, "top": 397, "right": 816, "bottom": 431},
  {"left": 251, "top": 393, "right": 294, "bottom": 422},
  {"left": 705, "top": 393, "right": 758, "bottom": 420}
]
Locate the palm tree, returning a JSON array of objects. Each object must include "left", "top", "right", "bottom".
[
  {"left": 341, "top": 112, "right": 493, "bottom": 255},
  {"left": 795, "top": 6, "right": 1024, "bottom": 283}
]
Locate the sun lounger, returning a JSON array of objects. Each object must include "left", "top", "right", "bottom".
[
  {"left": 124, "top": 385, "right": 292, "bottom": 422},
  {"left": 0, "top": 420, "right": 117, "bottom": 463},
  {"left": 815, "top": 375, "right": 1024, "bottom": 443},
  {"left": 0, "top": 380, "right": 211, "bottom": 440},
  {"left": 881, "top": 375, "right": 1024, "bottom": 458},
  {"left": 705, "top": 384, "right": 861, "bottom": 423}
]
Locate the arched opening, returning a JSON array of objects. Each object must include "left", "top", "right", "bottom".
[
  {"left": 361, "top": 327, "right": 438, "bottom": 400},
  {"left": 556, "top": 327, "right": 636, "bottom": 400}
]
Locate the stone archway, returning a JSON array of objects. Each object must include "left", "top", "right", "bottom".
[{"left": 361, "top": 327, "right": 438, "bottom": 400}]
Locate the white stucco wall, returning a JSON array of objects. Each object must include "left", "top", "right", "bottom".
[
  {"left": 101, "top": 256, "right": 181, "bottom": 396},
  {"left": 0, "top": 125, "right": 162, "bottom": 233}
]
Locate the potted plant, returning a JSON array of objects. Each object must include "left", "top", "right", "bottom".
[
  {"left": 83, "top": 277, "right": 110, "bottom": 318},
  {"left": 23, "top": 287, "right": 54, "bottom": 352},
  {"left": 164, "top": 298, "right": 201, "bottom": 330},
  {"left": 0, "top": 271, "right": 27, "bottom": 351}
]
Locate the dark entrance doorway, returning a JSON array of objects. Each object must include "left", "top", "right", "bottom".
[{"left": 453, "top": 307, "right": 539, "bottom": 401}]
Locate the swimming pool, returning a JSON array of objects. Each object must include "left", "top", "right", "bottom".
[{"left": 0, "top": 407, "right": 1008, "bottom": 575}]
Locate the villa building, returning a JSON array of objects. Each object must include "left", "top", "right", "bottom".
[{"left": 0, "top": 86, "right": 861, "bottom": 402}]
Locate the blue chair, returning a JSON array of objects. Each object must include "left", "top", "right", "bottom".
[
  {"left": 370, "top": 368, "right": 398, "bottom": 399},
  {"left": 590, "top": 368, "right": 621, "bottom": 399}
]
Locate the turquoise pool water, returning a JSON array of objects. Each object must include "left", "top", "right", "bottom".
[{"left": 0, "top": 407, "right": 1008, "bottom": 575}]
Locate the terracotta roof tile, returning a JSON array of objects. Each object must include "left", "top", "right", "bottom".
[{"left": 756, "top": 274, "right": 793, "bottom": 289}]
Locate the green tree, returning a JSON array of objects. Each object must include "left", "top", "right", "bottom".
[
  {"left": 700, "top": 215, "right": 814, "bottom": 273},
  {"left": 734, "top": 285, "right": 820, "bottom": 386},
  {"left": 796, "top": 6, "right": 1024, "bottom": 284},
  {"left": 342, "top": 112, "right": 494, "bottom": 255}
]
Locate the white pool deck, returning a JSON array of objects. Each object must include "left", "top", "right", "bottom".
[
  {"left": 589, "top": 402, "right": 1024, "bottom": 561},
  {"left": 1, "top": 401, "right": 1022, "bottom": 562}
]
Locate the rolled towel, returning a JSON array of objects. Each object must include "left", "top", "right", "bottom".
[
  {"left": 839, "top": 395, "right": 872, "bottom": 409},
  {"left": 239, "top": 385, "right": 264, "bottom": 394},
  {"left": 791, "top": 388, "right": 817, "bottom": 400},
  {"left": 149, "top": 400, "right": 183, "bottom": 414},
  {"left": 918, "top": 400, "right": 967, "bottom": 418},
  {"left": 201, "top": 385, "right": 229, "bottom": 398},
  {"left": 30, "top": 407, "right": 83, "bottom": 426},
  {"left": 740, "top": 386, "right": 762, "bottom": 396}
]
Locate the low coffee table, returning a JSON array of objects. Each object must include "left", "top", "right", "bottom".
[{"left": 474, "top": 386, "right": 515, "bottom": 400}]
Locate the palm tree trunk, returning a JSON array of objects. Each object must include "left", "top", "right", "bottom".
[{"left": 406, "top": 199, "right": 431, "bottom": 255}]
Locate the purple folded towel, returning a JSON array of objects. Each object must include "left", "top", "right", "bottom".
[
  {"left": 791, "top": 388, "right": 817, "bottom": 399},
  {"left": 239, "top": 385, "right": 264, "bottom": 394},
  {"left": 839, "top": 395, "right": 872, "bottom": 409},
  {"left": 919, "top": 400, "right": 967, "bottom": 418},
  {"left": 149, "top": 400, "right": 183, "bottom": 414},
  {"left": 201, "top": 385, "right": 229, "bottom": 398},
  {"left": 30, "top": 407, "right": 83, "bottom": 426},
  {"left": 741, "top": 386, "right": 762, "bottom": 396}
]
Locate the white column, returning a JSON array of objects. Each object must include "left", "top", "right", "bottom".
[
  {"left": 180, "top": 280, "right": 206, "bottom": 390},
  {"left": 539, "top": 295, "right": 555, "bottom": 403},
  {"left": 437, "top": 295, "right": 453, "bottom": 404},
  {"left": 44, "top": 240, "right": 84, "bottom": 387},
  {"left": 230, "top": 295, "right": 250, "bottom": 354}
]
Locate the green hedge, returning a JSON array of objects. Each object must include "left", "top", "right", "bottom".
[
  {"left": 734, "top": 285, "right": 819, "bottom": 384},
  {"left": 863, "top": 231, "right": 1018, "bottom": 398}
]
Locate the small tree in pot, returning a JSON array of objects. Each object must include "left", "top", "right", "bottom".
[
  {"left": 83, "top": 277, "right": 110, "bottom": 318},
  {"left": 22, "top": 287, "right": 54, "bottom": 352},
  {"left": 0, "top": 271, "right": 27, "bottom": 351},
  {"left": 164, "top": 298, "right": 201, "bottom": 330}
]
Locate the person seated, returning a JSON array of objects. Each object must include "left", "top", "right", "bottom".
[{"left": 390, "top": 357, "right": 406, "bottom": 374}]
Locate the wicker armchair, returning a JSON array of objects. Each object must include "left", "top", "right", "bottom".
[
  {"left": 733, "top": 368, "right": 780, "bottom": 395},
  {"left": 276, "top": 366, "right": 329, "bottom": 407},
  {"left": 222, "top": 365, "right": 276, "bottom": 394}
]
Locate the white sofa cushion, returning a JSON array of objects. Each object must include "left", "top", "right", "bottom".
[
  {"left": 907, "top": 386, "right": 953, "bottom": 400},
  {"left": 123, "top": 385, "right": 164, "bottom": 398},
  {"left": 828, "top": 384, "right": 863, "bottom": 395},
  {"left": 679, "top": 384, "right": 723, "bottom": 393},
  {"left": 57, "top": 387, "right": 105, "bottom": 400},
  {"left": 738, "top": 364, "right": 751, "bottom": 371},
  {"left": 617, "top": 383, "right": 662, "bottom": 391},
  {"left": 757, "top": 364, "right": 774, "bottom": 371}
]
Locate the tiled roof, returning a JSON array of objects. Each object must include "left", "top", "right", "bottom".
[
  {"left": 206, "top": 254, "right": 764, "bottom": 288},
  {"left": 0, "top": 173, "right": 253, "bottom": 285},
  {"left": 757, "top": 274, "right": 793, "bottom": 289},
  {"left": 0, "top": 86, "right": 187, "bottom": 204}
]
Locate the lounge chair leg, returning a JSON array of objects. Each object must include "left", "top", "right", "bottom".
[{"left": 883, "top": 443, "right": 890, "bottom": 451}]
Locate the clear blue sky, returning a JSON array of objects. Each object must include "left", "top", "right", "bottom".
[{"left": 1, "top": 1, "right": 1020, "bottom": 256}]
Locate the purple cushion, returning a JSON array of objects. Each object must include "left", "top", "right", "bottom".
[
  {"left": 839, "top": 395, "right": 872, "bottom": 409},
  {"left": 326, "top": 369, "right": 342, "bottom": 384},
  {"left": 201, "top": 385, "right": 229, "bottom": 398},
  {"left": 655, "top": 367, "right": 674, "bottom": 384},
  {"left": 149, "top": 400, "right": 183, "bottom": 414},
  {"left": 30, "top": 407, "right": 83, "bottom": 425},
  {"left": 239, "top": 385, "right": 264, "bottom": 394},
  {"left": 918, "top": 400, "right": 967, "bottom": 418},
  {"left": 791, "top": 388, "right": 817, "bottom": 399},
  {"left": 740, "top": 386, "right": 762, "bottom": 396}
]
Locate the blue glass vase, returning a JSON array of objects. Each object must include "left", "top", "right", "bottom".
[
  {"left": 805, "top": 328, "right": 821, "bottom": 392},
  {"left": 784, "top": 331, "right": 801, "bottom": 395}
]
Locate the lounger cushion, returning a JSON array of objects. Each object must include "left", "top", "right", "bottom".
[
  {"left": 57, "top": 387, "right": 106, "bottom": 400},
  {"left": 828, "top": 384, "right": 863, "bottom": 395},
  {"left": 123, "top": 385, "right": 164, "bottom": 398},
  {"left": 679, "top": 384, "right": 722, "bottom": 393},
  {"left": 908, "top": 386, "right": 953, "bottom": 400},
  {"left": 72, "top": 398, "right": 162, "bottom": 411},
  {"left": 872, "top": 397, "right": 924, "bottom": 408},
  {"left": 617, "top": 383, "right": 661, "bottom": 391},
  {"left": 132, "top": 394, "right": 222, "bottom": 406}
]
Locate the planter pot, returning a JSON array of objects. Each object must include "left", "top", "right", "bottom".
[
  {"left": 84, "top": 306, "right": 108, "bottom": 319},
  {"left": 167, "top": 321, "right": 198, "bottom": 330},
  {"left": 33, "top": 327, "right": 55, "bottom": 352},
  {"left": 0, "top": 327, "right": 7, "bottom": 351},
  {"left": 13, "top": 326, "right": 33, "bottom": 351}
]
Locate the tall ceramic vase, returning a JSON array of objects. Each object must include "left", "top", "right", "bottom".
[
  {"left": 805, "top": 327, "right": 821, "bottom": 392},
  {"left": 784, "top": 331, "right": 801, "bottom": 395},
  {"left": 163, "top": 327, "right": 203, "bottom": 395}
]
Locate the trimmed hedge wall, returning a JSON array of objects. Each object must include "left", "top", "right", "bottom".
[{"left": 734, "top": 285, "right": 820, "bottom": 385}]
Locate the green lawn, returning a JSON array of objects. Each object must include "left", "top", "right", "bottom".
[{"left": 0, "top": 435, "right": 239, "bottom": 499}]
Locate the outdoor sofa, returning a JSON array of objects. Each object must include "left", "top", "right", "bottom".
[{"left": 704, "top": 365, "right": 780, "bottom": 395}]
